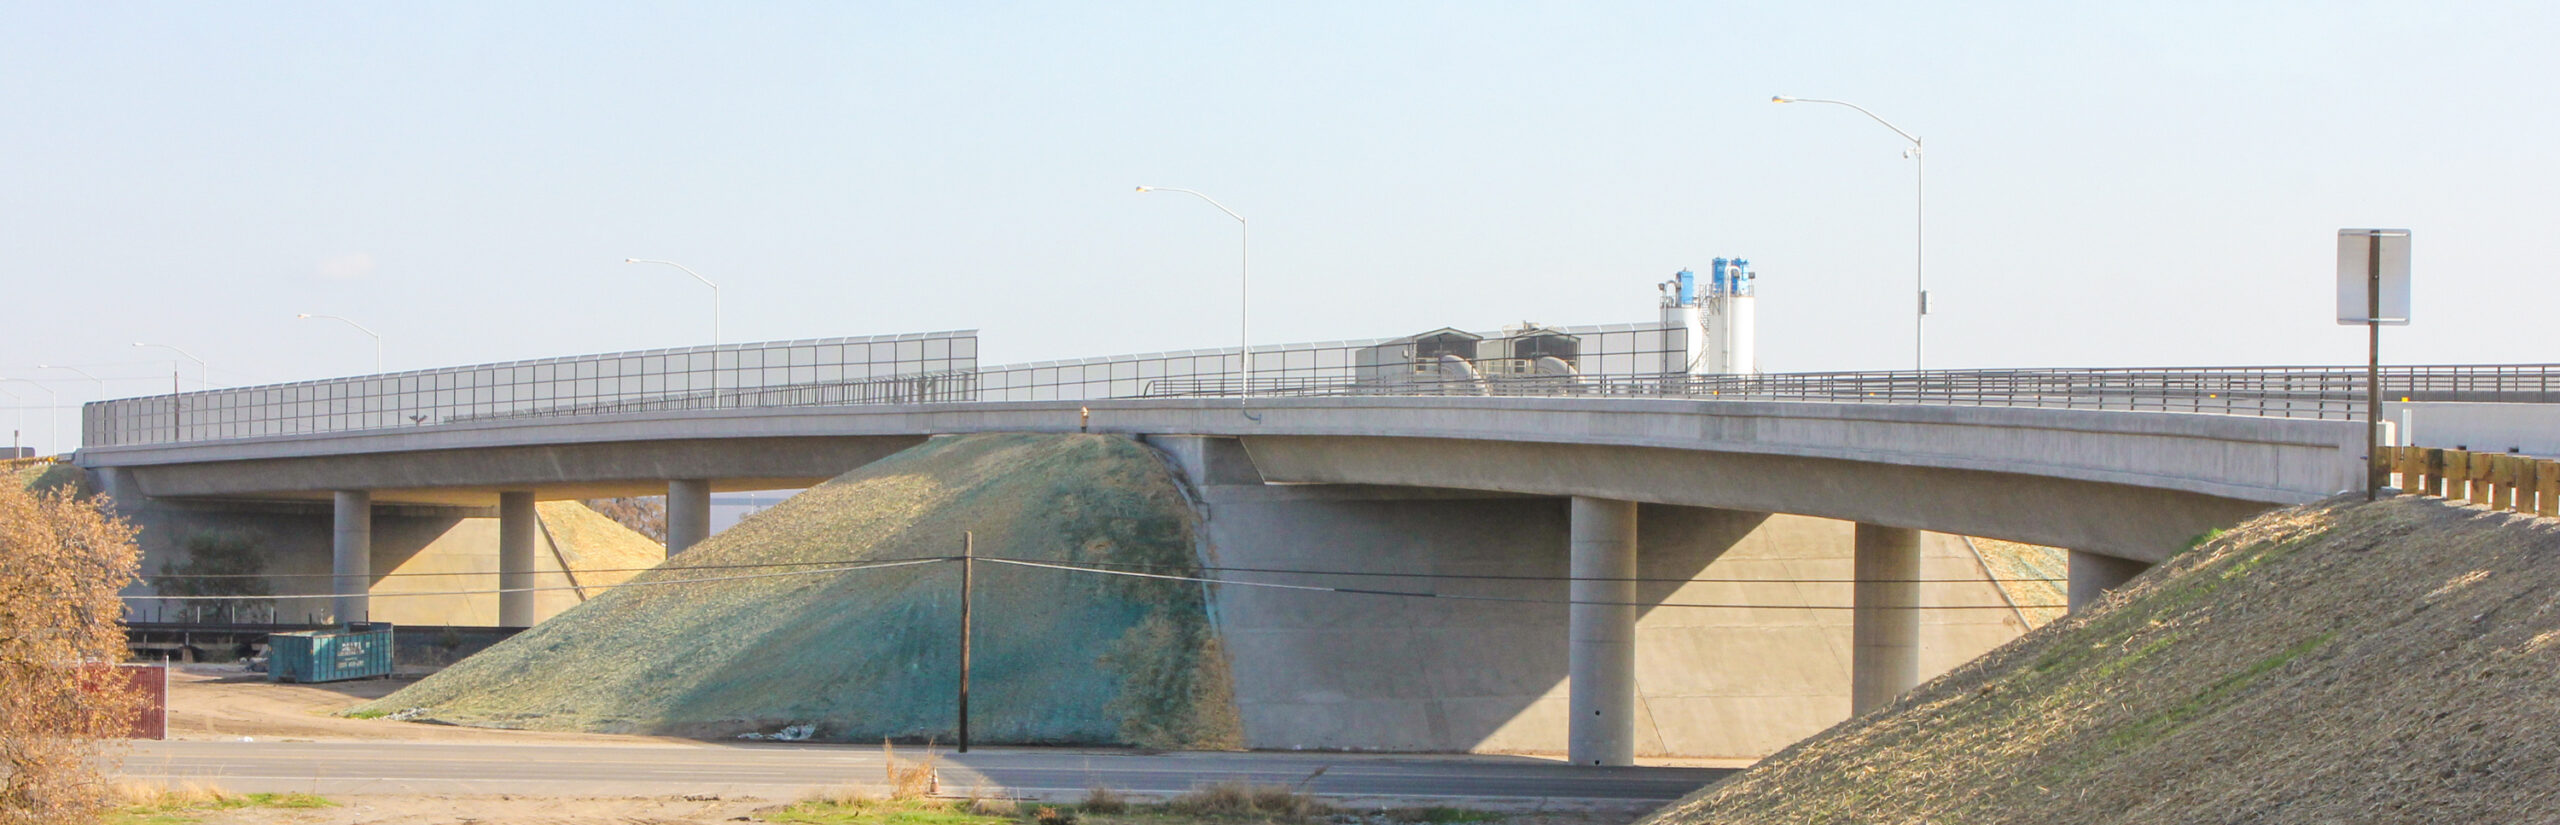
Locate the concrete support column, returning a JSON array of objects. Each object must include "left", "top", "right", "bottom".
[
  {"left": 498, "top": 491, "right": 538, "bottom": 628},
  {"left": 667, "top": 479, "right": 712, "bottom": 554},
  {"left": 331, "top": 490, "right": 372, "bottom": 625},
  {"left": 2068, "top": 550, "right": 2150, "bottom": 613},
  {"left": 1567, "top": 496, "right": 1638, "bottom": 766},
  {"left": 1852, "top": 523, "right": 1921, "bottom": 715}
]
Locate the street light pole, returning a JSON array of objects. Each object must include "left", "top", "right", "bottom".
[
  {"left": 297, "top": 314, "right": 384, "bottom": 373},
  {"left": 624, "top": 258, "right": 721, "bottom": 347},
  {"left": 133, "top": 342, "right": 205, "bottom": 443},
  {"left": 1773, "top": 95, "right": 1928, "bottom": 371},
  {"left": 1135, "top": 186, "right": 1254, "bottom": 408},
  {"left": 0, "top": 379, "right": 57, "bottom": 456},
  {"left": 132, "top": 343, "right": 206, "bottom": 392},
  {"left": 37, "top": 365, "right": 107, "bottom": 452},
  {"left": 0, "top": 386, "right": 22, "bottom": 457}
]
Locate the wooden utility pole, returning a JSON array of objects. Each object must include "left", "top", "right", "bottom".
[{"left": 957, "top": 531, "right": 973, "bottom": 753}]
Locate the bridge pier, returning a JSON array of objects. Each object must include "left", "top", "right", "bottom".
[
  {"left": 2068, "top": 550, "right": 2150, "bottom": 612},
  {"left": 667, "top": 479, "right": 711, "bottom": 554},
  {"left": 331, "top": 490, "right": 371, "bottom": 624},
  {"left": 1852, "top": 523, "right": 1920, "bottom": 715},
  {"left": 498, "top": 491, "right": 537, "bottom": 628},
  {"left": 1568, "top": 496, "right": 1638, "bottom": 766}
]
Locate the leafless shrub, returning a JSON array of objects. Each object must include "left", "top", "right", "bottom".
[
  {"left": 882, "top": 740, "right": 939, "bottom": 800},
  {"left": 1080, "top": 785, "right": 1128, "bottom": 814},
  {"left": 0, "top": 484, "right": 144, "bottom": 825},
  {"left": 581, "top": 497, "right": 668, "bottom": 543},
  {"left": 1167, "top": 781, "right": 1325, "bottom": 821}
]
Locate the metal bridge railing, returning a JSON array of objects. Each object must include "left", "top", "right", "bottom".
[
  {"left": 76, "top": 319, "right": 2560, "bottom": 448},
  {"left": 83, "top": 330, "right": 978, "bottom": 447}
]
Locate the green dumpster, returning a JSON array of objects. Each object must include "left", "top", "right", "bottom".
[{"left": 268, "top": 623, "right": 395, "bottom": 683}]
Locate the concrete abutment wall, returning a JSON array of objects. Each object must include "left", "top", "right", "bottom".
[{"left": 1150, "top": 435, "right": 2044, "bottom": 758}]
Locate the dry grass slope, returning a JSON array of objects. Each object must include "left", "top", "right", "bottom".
[
  {"left": 359, "top": 433, "right": 1240, "bottom": 748},
  {"left": 1644, "top": 496, "right": 2560, "bottom": 825}
]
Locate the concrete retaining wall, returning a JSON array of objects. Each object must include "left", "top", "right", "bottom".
[{"left": 1158, "top": 436, "right": 2040, "bottom": 758}]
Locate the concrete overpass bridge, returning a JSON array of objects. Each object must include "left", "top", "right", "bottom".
[{"left": 73, "top": 326, "right": 2560, "bottom": 764}]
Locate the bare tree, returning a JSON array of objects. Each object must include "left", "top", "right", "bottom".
[
  {"left": 582, "top": 496, "right": 667, "bottom": 543},
  {"left": 0, "top": 483, "right": 143, "bottom": 824}
]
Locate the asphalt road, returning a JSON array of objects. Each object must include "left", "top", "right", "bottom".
[{"left": 121, "top": 740, "right": 1727, "bottom": 807}]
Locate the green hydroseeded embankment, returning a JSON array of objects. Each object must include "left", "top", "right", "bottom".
[
  {"left": 360, "top": 433, "right": 1242, "bottom": 748},
  {"left": 1642, "top": 495, "right": 2560, "bottom": 824}
]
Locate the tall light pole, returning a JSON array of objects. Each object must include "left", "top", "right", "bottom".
[
  {"left": 297, "top": 314, "right": 384, "bottom": 373},
  {"left": 1135, "top": 186, "right": 1253, "bottom": 403},
  {"left": 0, "top": 379, "right": 56, "bottom": 456},
  {"left": 36, "top": 366, "right": 104, "bottom": 453},
  {"left": 0, "top": 386, "right": 23, "bottom": 456},
  {"left": 36, "top": 364, "right": 107, "bottom": 394},
  {"left": 624, "top": 258, "right": 721, "bottom": 347},
  {"left": 133, "top": 342, "right": 205, "bottom": 443},
  {"left": 132, "top": 342, "right": 206, "bottom": 393},
  {"left": 1773, "top": 95, "right": 1927, "bottom": 371}
]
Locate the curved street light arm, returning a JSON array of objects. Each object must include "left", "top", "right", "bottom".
[
  {"left": 624, "top": 258, "right": 723, "bottom": 347},
  {"left": 1134, "top": 186, "right": 1245, "bottom": 224},
  {"left": 1136, "top": 185, "right": 1256, "bottom": 417},
  {"left": 36, "top": 364, "right": 107, "bottom": 389},
  {"left": 297, "top": 314, "right": 385, "bottom": 373},
  {"left": 1774, "top": 94, "right": 1928, "bottom": 371},
  {"left": 1772, "top": 96, "right": 1921, "bottom": 147}
]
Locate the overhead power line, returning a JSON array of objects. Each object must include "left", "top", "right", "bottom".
[
  {"left": 123, "top": 556, "right": 952, "bottom": 601},
  {"left": 985, "top": 557, "right": 2061, "bottom": 611},
  {"left": 140, "top": 554, "right": 2066, "bottom": 586},
  {"left": 130, "top": 554, "right": 2067, "bottom": 610}
]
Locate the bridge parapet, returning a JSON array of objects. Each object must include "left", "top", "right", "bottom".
[{"left": 77, "top": 318, "right": 2560, "bottom": 451}]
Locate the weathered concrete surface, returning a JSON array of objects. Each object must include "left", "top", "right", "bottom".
[
  {"left": 1568, "top": 496, "right": 1639, "bottom": 766},
  {"left": 1852, "top": 524, "right": 1921, "bottom": 715},
  {"left": 1239, "top": 435, "right": 2275, "bottom": 563},
  {"left": 95, "top": 435, "right": 924, "bottom": 505},
  {"left": 76, "top": 397, "right": 2359, "bottom": 560},
  {"left": 98, "top": 465, "right": 661, "bottom": 627},
  {"left": 666, "top": 478, "right": 711, "bottom": 554},
  {"left": 2067, "top": 549, "right": 2151, "bottom": 612},
  {"left": 362, "top": 501, "right": 663, "bottom": 626},
  {"left": 1157, "top": 437, "right": 2039, "bottom": 759},
  {"left": 498, "top": 491, "right": 536, "bottom": 627},
  {"left": 333, "top": 490, "right": 372, "bottom": 623}
]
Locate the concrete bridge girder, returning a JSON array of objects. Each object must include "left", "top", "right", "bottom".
[
  {"left": 1236, "top": 434, "right": 2273, "bottom": 565},
  {"left": 83, "top": 398, "right": 2359, "bottom": 563},
  {"left": 113, "top": 436, "right": 927, "bottom": 506}
]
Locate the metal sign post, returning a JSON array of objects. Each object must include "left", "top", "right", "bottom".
[{"left": 2337, "top": 229, "right": 2412, "bottom": 500}]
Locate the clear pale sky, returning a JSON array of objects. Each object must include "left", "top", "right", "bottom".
[{"left": 4, "top": 2, "right": 2554, "bottom": 451}]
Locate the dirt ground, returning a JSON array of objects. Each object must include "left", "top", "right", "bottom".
[
  {"left": 144, "top": 794, "right": 774, "bottom": 825},
  {"left": 152, "top": 795, "right": 1648, "bottom": 825},
  {"left": 166, "top": 664, "right": 689, "bottom": 746},
  {"left": 165, "top": 663, "right": 1739, "bottom": 769}
]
